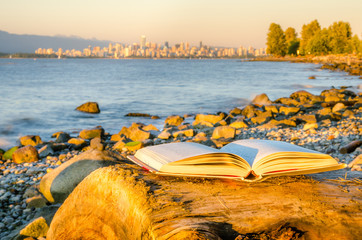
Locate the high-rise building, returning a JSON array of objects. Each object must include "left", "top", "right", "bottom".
[{"left": 140, "top": 35, "right": 146, "bottom": 49}]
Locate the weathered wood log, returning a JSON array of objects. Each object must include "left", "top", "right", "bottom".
[
  {"left": 47, "top": 163, "right": 362, "bottom": 240},
  {"left": 339, "top": 140, "right": 362, "bottom": 154}
]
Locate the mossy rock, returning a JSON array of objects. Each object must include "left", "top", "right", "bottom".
[{"left": 3, "top": 146, "right": 19, "bottom": 160}]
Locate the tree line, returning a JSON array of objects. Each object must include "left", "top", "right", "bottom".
[{"left": 266, "top": 20, "right": 362, "bottom": 56}]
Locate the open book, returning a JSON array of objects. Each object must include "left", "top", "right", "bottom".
[{"left": 127, "top": 139, "right": 346, "bottom": 182}]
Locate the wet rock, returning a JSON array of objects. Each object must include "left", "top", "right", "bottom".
[
  {"left": 173, "top": 129, "right": 194, "bottom": 138},
  {"left": 19, "top": 217, "right": 49, "bottom": 238},
  {"left": 39, "top": 149, "right": 119, "bottom": 203},
  {"left": 55, "top": 132, "right": 70, "bottom": 143},
  {"left": 38, "top": 145, "right": 54, "bottom": 158},
  {"left": 229, "top": 119, "right": 248, "bottom": 129},
  {"left": 75, "top": 102, "right": 100, "bottom": 114},
  {"left": 3, "top": 146, "right": 19, "bottom": 160},
  {"left": 12, "top": 145, "right": 39, "bottom": 164},
  {"left": 251, "top": 93, "right": 272, "bottom": 106},
  {"left": 164, "top": 115, "right": 184, "bottom": 127},
  {"left": 212, "top": 126, "right": 235, "bottom": 139},
  {"left": 19, "top": 135, "right": 43, "bottom": 146},
  {"left": 279, "top": 106, "right": 300, "bottom": 116},
  {"left": 158, "top": 130, "right": 171, "bottom": 140},
  {"left": 90, "top": 137, "right": 104, "bottom": 151},
  {"left": 250, "top": 111, "right": 273, "bottom": 125},
  {"left": 124, "top": 141, "right": 144, "bottom": 152},
  {"left": 79, "top": 126, "right": 104, "bottom": 140},
  {"left": 193, "top": 114, "right": 224, "bottom": 127}
]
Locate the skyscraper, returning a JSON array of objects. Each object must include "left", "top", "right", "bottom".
[{"left": 140, "top": 35, "right": 146, "bottom": 49}]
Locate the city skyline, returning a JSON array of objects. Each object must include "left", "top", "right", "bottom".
[{"left": 1, "top": 0, "right": 362, "bottom": 48}]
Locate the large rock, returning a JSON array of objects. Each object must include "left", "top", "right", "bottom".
[
  {"left": 19, "top": 135, "right": 43, "bottom": 146},
  {"left": 19, "top": 217, "right": 49, "bottom": 238},
  {"left": 12, "top": 145, "right": 39, "bottom": 164},
  {"left": 164, "top": 115, "right": 184, "bottom": 127},
  {"left": 279, "top": 106, "right": 300, "bottom": 116},
  {"left": 193, "top": 114, "right": 224, "bottom": 126},
  {"left": 290, "top": 90, "right": 315, "bottom": 103},
  {"left": 79, "top": 126, "right": 104, "bottom": 140},
  {"left": 3, "top": 146, "right": 19, "bottom": 160},
  {"left": 75, "top": 102, "right": 100, "bottom": 113},
  {"left": 211, "top": 126, "right": 235, "bottom": 139},
  {"left": 251, "top": 93, "right": 272, "bottom": 106},
  {"left": 119, "top": 123, "right": 151, "bottom": 142},
  {"left": 250, "top": 111, "right": 273, "bottom": 125},
  {"left": 39, "top": 149, "right": 119, "bottom": 203}
]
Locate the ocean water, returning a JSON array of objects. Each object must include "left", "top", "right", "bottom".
[{"left": 0, "top": 58, "right": 360, "bottom": 148}]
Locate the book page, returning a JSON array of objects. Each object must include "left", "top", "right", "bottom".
[
  {"left": 134, "top": 142, "right": 220, "bottom": 171},
  {"left": 221, "top": 139, "right": 318, "bottom": 168}
]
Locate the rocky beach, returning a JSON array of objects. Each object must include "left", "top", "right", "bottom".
[{"left": 1, "top": 73, "right": 361, "bottom": 238}]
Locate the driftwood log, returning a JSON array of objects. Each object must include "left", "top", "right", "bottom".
[
  {"left": 47, "top": 162, "right": 362, "bottom": 240},
  {"left": 339, "top": 140, "right": 362, "bottom": 154}
]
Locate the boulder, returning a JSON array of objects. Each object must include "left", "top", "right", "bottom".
[
  {"left": 3, "top": 146, "right": 19, "bottom": 160},
  {"left": 294, "top": 114, "right": 317, "bottom": 124},
  {"left": 124, "top": 141, "right": 144, "bottom": 152},
  {"left": 193, "top": 114, "right": 224, "bottom": 126},
  {"left": 193, "top": 132, "right": 208, "bottom": 142},
  {"left": 55, "top": 132, "right": 71, "bottom": 143},
  {"left": 251, "top": 93, "right": 272, "bottom": 106},
  {"left": 164, "top": 115, "right": 184, "bottom": 127},
  {"left": 75, "top": 102, "right": 100, "bottom": 114},
  {"left": 142, "top": 124, "right": 159, "bottom": 132},
  {"left": 19, "top": 217, "right": 49, "bottom": 239},
  {"left": 290, "top": 90, "right": 314, "bottom": 103},
  {"left": 303, "top": 123, "right": 319, "bottom": 131},
  {"left": 26, "top": 195, "right": 48, "bottom": 209},
  {"left": 19, "top": 135, "right": 43, "bottom": 146},
  {"left": 211, "top": 126, "right": 236, "bottom": 139},
  {"left": 113, "top": 139, "right": 128, "bottom": 151},
  {"left": 274, "top": 97, "right": 299, "bottom": 106},
  {"left": 250, "top": 111, "right": 273, "bottom": 125},
  {"left": 39, "top": 149, "right": 119, "bottom": 203},
  {"left": 90, "top": 137, "right": 104, "bottom": 151},
  {"left": 229, "top": 119, "right": 248, "bottom": 129},
  {"left": 110, "top": 133, "right": 123, "bottom": 142},
  {"left": 68, "top": 138, "right": 87, "bottom": 149},
  {"left": 264, "top": 105, "right": 279, "bottom": 114},
  {"left": 173, "top": 129, "right": 194, "bottom": 138},
  {"left": 38, "top": 144, "right": 54, "bottom": 158},
  {"left": 229, "top": 107, "right": 242, "bottom": 115},
  {"left": 241, "top": 104, "right": 261, "bottom": 119},
  {"left": 12, "top": 145, "right": 39, "bottom": 164},
  {"left": 258, "top": 119, "right": 296, "bottom": 130},
  {"left": 279, "top": 106, "right": 300, "bottom": 116},
  {"left": 79, "top": 127, "right": 104, "bottom": 140},
  {"left": 332, "top": 103, "right": 346, "bottom": 112},
  {"left": 158, "top": 130, "right": 171, "bottom": 140}
]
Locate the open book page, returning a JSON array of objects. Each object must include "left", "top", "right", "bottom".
[
  {"left": 134, "top": 142, "right": 221, "bottom": 171},
  {"left": 221, "top": 139, "right": 319, "bottom": 168}
]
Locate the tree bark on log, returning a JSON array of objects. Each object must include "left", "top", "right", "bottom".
[{"left": 47, "top": 163, "right": 362, "bottom": 240}]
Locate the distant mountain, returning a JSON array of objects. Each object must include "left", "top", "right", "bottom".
[{"left": 0, "top": 30, "right": 113, "bottom": 53}]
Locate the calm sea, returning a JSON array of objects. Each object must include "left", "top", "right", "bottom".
[{"left": 0, "top": 58, "right": 360, "bottom": 148}]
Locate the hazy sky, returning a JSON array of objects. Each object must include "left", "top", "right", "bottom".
[{"left": 1, "top": 0, "right": 361, "bottom": 48}]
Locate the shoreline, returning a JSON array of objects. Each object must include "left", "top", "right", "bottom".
[{"left": 0, "top": 86, "right": 361, "bottom": 239}]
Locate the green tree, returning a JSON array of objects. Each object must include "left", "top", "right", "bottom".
[
  {"left": 350, "top": 34, "right": 361, "bottom": 54},
  {"left": 300, "top": 20, "right": 321, "bottom": 55},
  {"left": 266, "top": 23, "right": 287, "bottom": 56},
  {"left": 284, "top": 27, "right": 299, "bottom": 55},
  {"left": 306, "top": 29, "right": 331, "bottom": 55},
  {"left": 328, "top": 21, "right": 352, "bottom": 54}
]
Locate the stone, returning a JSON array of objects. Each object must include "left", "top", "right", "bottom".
[
  {"left": 264, "top": 105, "right": 279, "bottom": 114},
  {"left": 26, "top": 195, "right": 48, "bottom": 208},
  {"left": 75, "top": 102, "right": 100, "bottom": 114},
  {"left": 342, "top": 110, "right": 355, "bottom": 118},
  {"left": 113, "top": 139, "right": 127, "bottom": 151},
  {"left": 158, "top": 130, "right": 171, "bottom": 140},
  {"left": 250, "top": 111, "right": 273, "bottom": 125},
  {"left": 290, "top": 90, "right": 314, "bottom": 103},
  {"left": 193, "top": 132, "right": 208, "bottom": 142},
  {"left": 229, "top": 119, "right": 248, "bottom": 129},
  {"left": 332, "top": 103, "right": 346, "bottom": 112},
  {"left": 79, "top": 127, "right": 104, "bottom": 140},
  {"left": 49, "top": 143, "right": 68, "bottom": 151},
  {"left": 67, "top": 138, "right": 87, "bottom": 150},
  {"left": 251, "top": 93, "right": 272, "bottom": 106},
  {"left": 39, "top": 149, "right": 119, "bottom": 203},
  {"left": 258, "top": 119, "right": 296, "bottom": 130},
  {"left": 303, "top": 123, "right": 318, "bottom": 130},
  {"left": 294, "top": 114, "right": 317, "bottom": 124},
  {"left": 193, "top": 114, "right": 224, "bottom": 126},
  {"left": 110, "top": 134, "right": 123, "bottom": 142},
  {"left": 211, "top": 126, "right": 236, "bottom": 139},
  {"left": 164, "top": 115, "right": 184, "bottom": 127},
  {"left": 19, "top": 217, "right": 49, "bottom": 238},
  {"left": 274, "top": 97, "right": 299, "bottom": 106},
  {"left": 125, "top": 112, "right": 151, "bottom": 117},
  {"left": 173, "top": 129, "right": 194, "bottom": 138},
  {"left": 3, "top": 146, "right": 19, "bottom": 160},
  {"left": 38, "top": 145, "right": 54, "bottom": 158},
  {"left": 279, "top": 106, "right": 300, "bottom": 116},
  {"left": 19, "top": 135, "right": 43, "bottom": 146},
  {"left": 348, "top": 154, "right": 362, "bottom": 170},
  {"left": 325, "top": 95, "right": 342, "bottom": 102},
  {"left": 229, "top": 107, "right": 242, "bottom": 115},
  {"left": 142, "top": 124, "right": 159, "bottom": 132},
  {"left": 12, "top": 145, "right": 39, "bottom": 164},
  {"left": 90, "top": 137, "right": 104, "bottom": 151},
  {"left": 124, "top": 141, "right": 144, "bottom": 152},
  {"left": 55, "top": 132, "right": 71, "bottom": 143}
]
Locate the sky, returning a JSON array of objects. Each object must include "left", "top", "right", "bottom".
[{"left": 1, "top": 0, "right": 361, "bottom": 48}]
